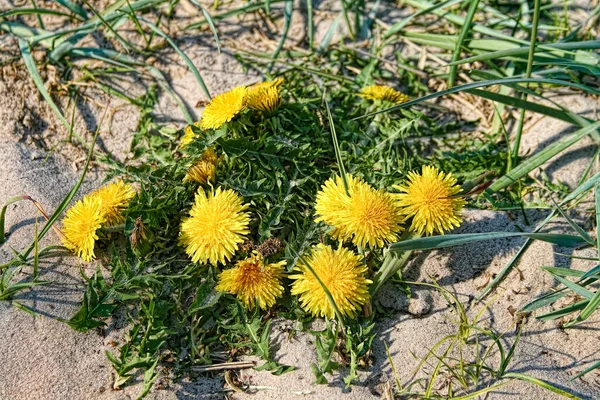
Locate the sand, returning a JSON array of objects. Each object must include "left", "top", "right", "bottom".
[{"left": 1, "top": 1, "right": 600, "bottom": 399}]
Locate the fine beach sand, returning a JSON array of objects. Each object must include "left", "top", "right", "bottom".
[{"left": 1, "top": 2, "right": 599, "bottom": 398}]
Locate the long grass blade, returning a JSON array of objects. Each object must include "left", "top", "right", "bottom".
[
  {"left": 551, "top": 199, "right": 595, "bottom": 246},
  {"left": 0, "top": 196, "right": 29, "bottom": 244},
  {"left": 501, "top": 372, "right": 581, "bottom": 399},
  {"left": 138, "top": 17, "right": 211, "bottom": 99},
  {"left": 572, "top": 360, "right": 600, "bottom": 380},
  {"left": 487, "top": 121, "right": 600, "bottom": 193},
  {"left": 356, "top": 77, "right": 600, "bottom": 120},
  {"left": 447, "top": 0, "right": 480, "bottom": 87},
  {"left": 54, "top": 0, "right": 88, "bottom": 19},
  {"left": 466, "top": 89, "right": 593, "bottom": 127},
  {"left": 510, "top": 0, "right": 542, "bottom": 169},
  {"left": 389, "top": 232, "right": 585, "bottom": 252},
  {"left": 189, "top": 0, "right": 221, "bottom": 53},
  {"left": 268, "top": 0, "right": 293, "bottom": 72},
  {"left": 596, "top": 184, "right": 600, "bottom": 260},
  {"left": 480, "top": 171, "right": 600, "bottom": 299}
]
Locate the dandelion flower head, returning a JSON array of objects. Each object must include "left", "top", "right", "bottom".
[
  {"left": 315, "top": 174, "right": 404, "bottom": 248},
  {"left": 216, "top": 253, "right": 286, "bottom": 309},
  {"left": 89, "top": 180, "right": 136, "bottom": 226},
  {"left": 61, "top": 196, "right": 106, "bottom": 262},
  {"left": 393, "top": 165, "right": 466, "bottom": 236},
  {"left": 290, "top": 244, "right": 371, "bottom": 319},
  {"left": 179, "top": 187, "right": 250, "bottom": 266},
  {"left": 200, "top": 86, "right": 247, "bottom": 130},
  {"left": 358, "top": 85, "right": 409, "bottom": 104},
  {"left": 184, "top": 148, "right": 219, "bottom": 184},
  {"left": 180, "top": 121, "right": 202, "bottom": 147},
  {"left": 246, "top": 85, "right": 282, "bottom": 113}
]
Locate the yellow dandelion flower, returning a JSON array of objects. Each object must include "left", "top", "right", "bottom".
[
  {"left": 216, "top": 253, "right": 286, "bottom": 309},
  {"left": 358, "top": 85, "right": 409, "bottom": 104},
  {"left": 180, "top": 121, "right": 202, "bottom": 147},
  {"left": 246, "top": 85, "right": 282, "bottom": 113},
  {"left": 393, "top": 165, "right": 466, "bottom": 236},
  {"left": 184, "top": 148, "right": 219, "bottom": 184},
  {"left": 290, "top": 244, "right": 371, "bottom": 319},
  {"left": 248, "top": 77, "right": 284, "bottom": 92},
  {"left": 200, "top": 86, "right": 247, "bottom": 130},
  {"left": 61, "top": 196, "right": 106, "bottom": 262},
  {"left": 89, "top": 180, "right": 136, "bottom": 226},
  {"left": 315, "top": 174, "right": 404, "bottom": 248},
  {"left": 179, "top": 187, "right": 251, "bottom": 266}
]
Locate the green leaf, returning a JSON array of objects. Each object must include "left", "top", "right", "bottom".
[
  {"left": 487, "top": 120, "right": 600, "bottom": 193},
  {"left": 67, "top": 269, "right": 116, "bottom": 331},
  {"left": 389, "top": 232, "right": 585, "bottom": 252},
  {"left": 501, "top": 372, "right": 582, "bottom": 399},
  {"left": 551, "top": 199, "right": 595, "bottom": 246},
  {"left": 572, "top": 360, "right": 600, "bottom": 380},
  {"left": 596, "top": 184, "right": 600, "bottom": 259},
  {"left": 137, "top": 17, "right": 211, "bottom": 100},
  {"left": 357, "top": 77, "right": 600, "bottom": 120}
]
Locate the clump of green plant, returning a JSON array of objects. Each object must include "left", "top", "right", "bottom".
[{"left": 388, "top": 281, "right": 580, "bottom": 399}]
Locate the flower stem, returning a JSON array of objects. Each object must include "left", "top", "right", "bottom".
[
  {"left": 323, "top": 90, "right": 350, "bottom": 195},
  {"left": 370, "top": 230, "right": 419, "bottom": 296}
]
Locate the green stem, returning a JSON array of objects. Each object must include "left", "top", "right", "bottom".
[
  {"left": 370, "top": 230, "right": 418, "bottom": 295},
  {"left": 323, "top": 91, "right": 349, "bottom": 194},
  {"left": 448, "top": 0, "right": 480, "bottom": 88},
  {"left": 510, "top": 0, "right": 541, "bottom": 169},
  {"left": 0, "top": 196, "right": 29, "bottom": 244}
]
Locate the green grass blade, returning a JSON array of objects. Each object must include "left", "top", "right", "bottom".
[
  {"left": 356, "top": 77, "right": 600, "bottom": 120},
  {"left": 268, "top": 0, "right": 293, "bottom": 71},
  {"left": 510, "top": 0, "right": 542, "bottom": 169},
  {"left": 400, "top": 0, "right": 529, "bottom": 46},
  {"left": 33, "top": 218, "right": 39, "bottom": 279},
  {"left": 323, "top": 92, "right": 348, "bottom": 192},
  {"left": 306, "top": 0, "right": 314, "bottom": 49},
  {"left": 564, "top": 288, "right": 600, "bottom": 326},
  {"left": 501, "top": 373, "right": 581, "bottom": 399},
  {"left": 582, "top": 265, "right": 600, "bottom": 279},
  {"left": 447, "top": 40, "right": 600, "bottom": 67},
  {"left": 449, "top": 381, "right": 514, "bottom": 400},
  {"left": 521, "top": 289, "right": 570, "bottom": 314},
  {"left": 596, "top": 184, "right": 600, "bottom": 260},
  {"left": 389, "top": 232, "right": 585, "bottom": 253},
  {"left": 138, "top": 17, "right": 211, "bottom": 99},
  {"left": 447, "top": 0, "right": 480, "bottom": 87},
  {"left": 8, "top": 129, "right": 99, "bottom": 265},
  {"left": 45, "top": 0, "right": 162, "bottom": 60},
  {"left": 542, "top": 267, "right": 586, "bottom": 278},
  {"left": 466, "top": 89, "right": 593, "bottom": 127},
  {"left": 319, "top": 12, "right": 343, "bottom": 52},
  {"left": 0, "top": 196, "right": 29, "bottom": 244},
  {"left": 383, "top": 0, "right": 461, "bottom": 38},
  {"left": 487, "top": 121, "right": 600, "bottom": 193},
  {"left": 543, "top": 272, "right": 594, "bottom": 300},
  {"left": 0, "top": 8, "right": 83, "bottom": 20},
  {"left": 19, "top": 39, "right": 70, "bottom": 130},
  {"left": 572, "top": 360, "right": 600, "bottom": 380},
  {"left": 54, "top": 0, "right": 88, "bottom": 19},
  {"left": 476, "top": 237, "right": 533, "bottom": 300},
  {"left": 551, "top": 199, "right": 595, "bottom": 246},
  {"left": 189, "top": 0, "right": 221, "bottom": 53},
  {"left": 537, "top": 300, "right": 587, "bottom": 321},
  {"left": 146, "top": 66, "right": 193, "bottom": 124},
  {"left": 184, "top": 1, "right": 283, "bottom": 30}
]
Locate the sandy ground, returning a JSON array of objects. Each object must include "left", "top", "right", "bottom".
[{"left": 1, "top": 1, "right": 600, "bottom": 399}]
